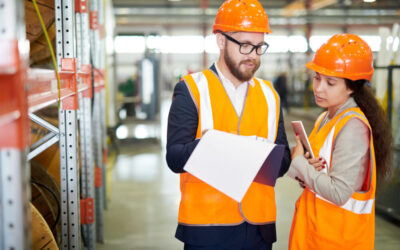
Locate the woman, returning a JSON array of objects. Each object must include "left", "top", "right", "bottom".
[{"left": 288, "top": 34, "right": 392, "bottom": 250}]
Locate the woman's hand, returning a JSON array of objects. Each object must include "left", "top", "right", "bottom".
[
  {"left": 292, "top": 135, "right": 326, "bottom": 171},
  {"left": 295, "top": 176, "right": 306, "bottom": 189},
  {"left": 291, "top": 135, "right": 305, "bottom": 160},
  {"left": 306, "top": 154, "right": 326, "bottom": 171}
]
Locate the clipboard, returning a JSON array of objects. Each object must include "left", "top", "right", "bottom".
[
  {"left": 253, "top": 144, "right": 284, "bottom": 186},
  {"left": 183, "top": 130, "right": 284, "bottom": 202},
  {"left": 291, "top": 121, "right": 314, "bottom": 158}
]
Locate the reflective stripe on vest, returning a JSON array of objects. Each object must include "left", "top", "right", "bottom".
[
  {"left": 256, "top": 77, "right": 280, "bottom": 142},
  {"left": 188, "top": 71, "right": 214, "bottom": 133},
  {"left": 184, "top": 73, "right": 279, "bottom": 141},
  {"left": 179, "top": 69, "right": 280, "bottom": 225},
  {"left": 289, "top": 108, "right": 376, "bottom": 250},
  {"left": 313, "top": 111, "right": 375, "bottom": 214}
]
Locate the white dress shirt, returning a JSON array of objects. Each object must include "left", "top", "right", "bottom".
[{"left": 215, "top": 63, "right": 254, "bottom": 116}]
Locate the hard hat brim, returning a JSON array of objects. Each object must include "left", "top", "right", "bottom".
[
  {"left": 213, "top": 24, "right": 272, "bottom": 34},
  {"left": 306, "top": 61, "right": 373, "bottom": 82}
]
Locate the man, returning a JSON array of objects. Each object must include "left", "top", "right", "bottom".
[
  {"left": 166, "top": 0, "right": 291, "bottom": 249},
  {"left": 274, "top": 72, "right": 289, "bottom": 114}
]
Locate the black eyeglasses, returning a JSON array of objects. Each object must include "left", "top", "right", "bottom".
[{"left": 221, "top": 32, "right": 269, "bottom": 55}]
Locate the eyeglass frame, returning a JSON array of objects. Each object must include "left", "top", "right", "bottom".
[{"left": 220, "top": 32, "right": 269, "bottom": 55}]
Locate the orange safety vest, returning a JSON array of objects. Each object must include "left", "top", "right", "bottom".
[
  {"left": 289, "top": 108, "right": 376, "bottom": 250},
  {"left": 179, "top": 69, "right": 280, "bottom": 225}
]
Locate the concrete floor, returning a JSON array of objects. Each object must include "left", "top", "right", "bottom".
[{"left": 97, "top": 102, "right": 400, "bottom": 250}]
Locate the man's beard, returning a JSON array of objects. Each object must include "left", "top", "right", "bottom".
[{"left": 224, "top": 50, "right": 260, "bottom": 82}]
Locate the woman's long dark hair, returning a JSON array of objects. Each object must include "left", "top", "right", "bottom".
[{"left": 345, "top": 79, "right": 393, "bottom": 182}]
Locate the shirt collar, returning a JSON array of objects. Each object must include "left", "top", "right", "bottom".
[
  {"left": 325, "top": 97, "right": 358, "bottom": 122},
  {"left": 214, "top": 63, "right": 255, "bottom": 88},
  {"left": 335, "top": 96, "right": 358, "bottom": 115}
]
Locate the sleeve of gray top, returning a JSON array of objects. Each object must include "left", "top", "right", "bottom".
[{"left": 287, "top": 117, "right": 370, "bottom": 206}]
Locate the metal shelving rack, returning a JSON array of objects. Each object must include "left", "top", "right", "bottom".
[
  {"left": 0, "top": 0, "right": 107, "bottom": 249},
  {"left": 76, "top": 0, "right": 96, "bottom": 248},
  {"left": 0, "top": 0, "right": 31, "bottom": 248},
  {"left": 89, "top": 0, "right": 107, "bottom": 244}
]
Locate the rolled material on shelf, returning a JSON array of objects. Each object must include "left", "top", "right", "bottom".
[
  {"left": 24, "top": 0, "right": 55, "bottom": 66},
  {"left": 31, "top": 161, "right": 61, "bottom": 245},
  {"left": 31, "top": 202, "right": 58, "bottom": 249}
]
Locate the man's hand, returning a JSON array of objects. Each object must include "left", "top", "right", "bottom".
[
  {"left": 295, "top": 176, "right": 306, "bottom": 189},
  {"left": 201, "top": 129, "right": 209, "bottom": 136}
]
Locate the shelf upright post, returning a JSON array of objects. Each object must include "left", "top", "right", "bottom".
[
  {"left": 101, "top": 83, "right": 108, "bottom": 210},
  {"left": 93, "top": 78, "right": 104, "bottom": 243},
  {"left": 55, "top": 0, "right": 81, "bottom": 249},
  {"left": 98, "top": 0, "right": 108, "bottom": 211},
  {"left": 76, "top": 0, "right": 96, "bottom": 249},
  {"left": 0, "top": 0, "right": 30, "bottom": 249},
  {"left": 90, "top": 0, "right": 105, "bottom": 243}
]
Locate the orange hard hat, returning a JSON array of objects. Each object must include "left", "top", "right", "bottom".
[
  {"left": 213, "top": 0, "right": 272, "bottom": 34},
  {"left": 306, "top": 33, "right": 374, "bottom": 81}
]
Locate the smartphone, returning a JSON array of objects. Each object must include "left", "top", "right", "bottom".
[{"left": 291, "top": 121, "right": 314, "bottom": 158}]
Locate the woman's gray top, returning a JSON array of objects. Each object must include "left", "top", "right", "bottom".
[{"left": 287, "top": 97, "right": 370, "bottom": 206}]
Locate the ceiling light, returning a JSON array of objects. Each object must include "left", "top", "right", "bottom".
[{"left": 363, "top": 0, "right": 376, "bottom": 3}]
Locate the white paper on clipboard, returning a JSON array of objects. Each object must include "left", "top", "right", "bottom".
[
  {"left": 183, "top": 130, "right": 283, "bottom": 202},
  {"left": 291, "top": 121, "right": 314, "bottom": 158}
]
